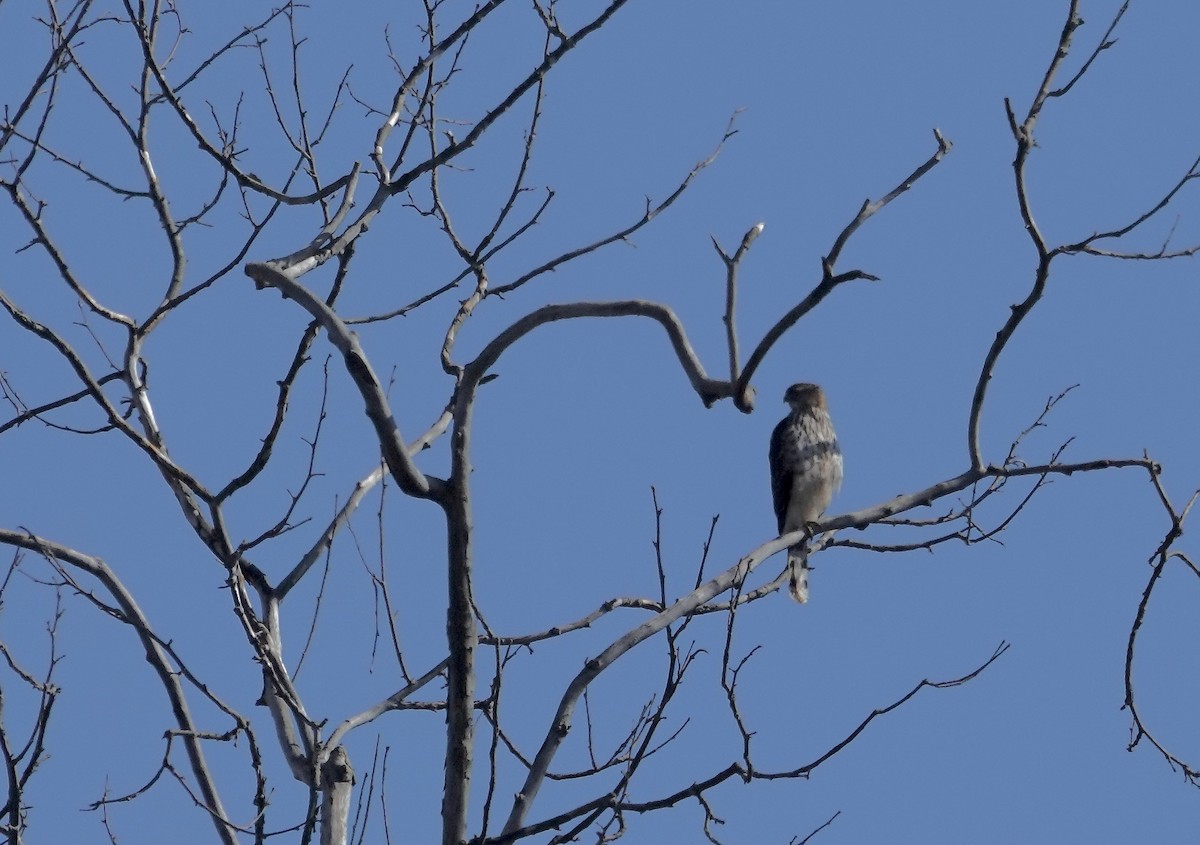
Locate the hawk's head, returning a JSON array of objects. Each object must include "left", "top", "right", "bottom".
[{"left": 783, "top": 382, "right": 826, "bottom": 412}]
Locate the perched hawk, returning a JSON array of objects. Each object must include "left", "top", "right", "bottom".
[{"left": 769, "top": 383, "right": 842, "bottom": 602}]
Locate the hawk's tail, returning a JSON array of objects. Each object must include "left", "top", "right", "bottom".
[{"left": 786, "top": 546, "right": 809, "bottom": 603}]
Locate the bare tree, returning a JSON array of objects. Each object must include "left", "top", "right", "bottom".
[{"left": 0, "top": 1, "right": 1196, "bottom": 843}]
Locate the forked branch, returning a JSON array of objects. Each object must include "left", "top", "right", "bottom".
[{"left": 734, "top": 129, "right": 951, "bottom": 411}]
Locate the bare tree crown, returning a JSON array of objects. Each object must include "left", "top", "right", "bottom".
[{"left": 1, "top": 1, "right": 1197, "bottom": 843}]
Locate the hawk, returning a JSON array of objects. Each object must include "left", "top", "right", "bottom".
[{"left": 769, "top": 383, "right": 842, "bottom": 602}]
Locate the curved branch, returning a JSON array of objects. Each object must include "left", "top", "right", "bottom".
[
  {"left": 122, "top": 2, "right": 355, "bottom": 207},
  {"left": 244, "top": 262, "right": 445, "bottom": 502},
  {"left": 466, "top": 300, "right": 729, "bottom": 406},
  {"left": 970, "top": 1, "right": 1133, "bottom": 470},
  {"left": 0, "top": 530, "right": 237, "bottom": 845},
  {"left": 1123, "top": 466, "right": 1197, "bottom": 780}
]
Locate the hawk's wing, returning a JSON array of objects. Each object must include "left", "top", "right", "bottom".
[{"left": 769, "top": 417, "right": 792, "bottom": 535}]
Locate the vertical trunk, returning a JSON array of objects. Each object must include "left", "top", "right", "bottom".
[
  {"left": 320, "top": 747, "right": 354, "bottom": 845},
  {"left": 442, "top": 403, "right": 477, "bottom": 845}
]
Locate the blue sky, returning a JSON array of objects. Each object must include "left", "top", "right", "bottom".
[{"left": 2, "top": 1, "right": 1200, "bottom": 842}]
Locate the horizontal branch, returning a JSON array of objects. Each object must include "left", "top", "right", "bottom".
[{"left": 817, "top": 455, "right": 1155, "bottom": 539}]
